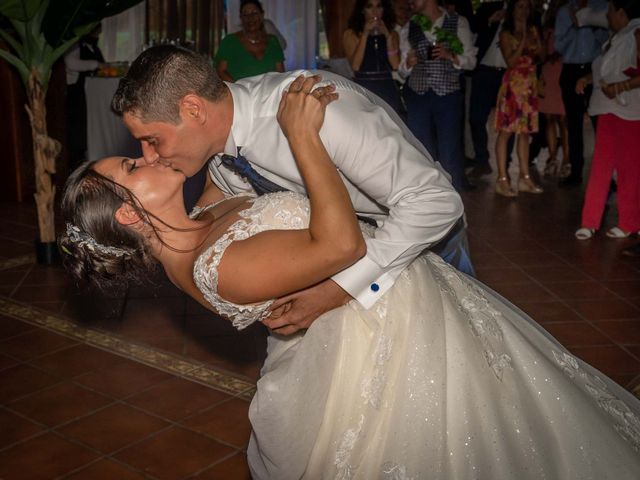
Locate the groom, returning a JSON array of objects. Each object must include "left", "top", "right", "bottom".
[{"left": 112, "top": 45, "right": 473, "bottom": 335}]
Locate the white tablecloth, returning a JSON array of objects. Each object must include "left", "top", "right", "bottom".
[{"left": 85, "top": 77, "right": 141, "bottom": 161}]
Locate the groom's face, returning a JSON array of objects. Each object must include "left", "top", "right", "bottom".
[{"left": 124, "top": 111, "right": 210, "bottom": 178}]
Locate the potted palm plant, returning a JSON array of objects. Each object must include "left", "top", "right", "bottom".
[{"left": 0, "top": 0, "right": 142, "bottom": 263}]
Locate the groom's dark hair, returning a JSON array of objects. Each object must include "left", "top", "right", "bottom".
[{"left": 111, "top": 45, "right": 226, "bottom": 124}]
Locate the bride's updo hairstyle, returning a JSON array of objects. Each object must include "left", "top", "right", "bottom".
[{"left": 59, "top": 161, "right": 157, "bottom": 290}]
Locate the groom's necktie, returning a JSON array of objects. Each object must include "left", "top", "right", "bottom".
[{"left": 220, "top": 148, "right": 287, "bottom": 196}]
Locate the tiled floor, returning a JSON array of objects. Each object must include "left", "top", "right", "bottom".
[{"left": 1, "top": 149, "right": 640, "bottom": 477}]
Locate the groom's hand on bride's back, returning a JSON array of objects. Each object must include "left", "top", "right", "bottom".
[{"left": 262, "top": 279, "right": 352, "bottom": 335}]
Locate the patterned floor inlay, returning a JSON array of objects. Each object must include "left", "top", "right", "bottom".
[
  {"left": 0, "top": 296, "right": 256, "bottom": 399},
  {"left": 0, "top": 255, "right": 35, "bottom": 271}
]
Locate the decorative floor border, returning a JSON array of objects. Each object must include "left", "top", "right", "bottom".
[
  {"left": 0, "top": 296, "right": 256, "bottom": 400},
  {"left": 0, "top": 254, "right": 35, "bottom": 271}
]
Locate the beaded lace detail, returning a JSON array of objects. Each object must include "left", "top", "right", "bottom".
[
  {"left": 553, "top": 350, "right": 640, "bottom": 451},
  {"left": 192, "top": 192, "right": 310, "bottom": 330}
]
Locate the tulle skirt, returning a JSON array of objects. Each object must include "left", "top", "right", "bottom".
[{"left": 248, "top": 254, "right": 640, "bottom": 479}]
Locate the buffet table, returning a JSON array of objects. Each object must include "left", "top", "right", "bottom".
[{"left": 85, "top": 77, "right": 141, "bottom": 161}]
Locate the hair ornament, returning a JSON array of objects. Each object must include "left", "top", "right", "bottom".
[{"left": 65, "top": 223, "right": 128, "bottom": 257}]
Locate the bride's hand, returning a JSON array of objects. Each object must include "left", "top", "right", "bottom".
[{"left": 277, "top": 75, "right": 338, "bottom": 139}]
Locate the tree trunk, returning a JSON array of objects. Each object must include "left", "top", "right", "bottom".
[{"left": 25, "top": 69, "right": 61, "bottom": 244}]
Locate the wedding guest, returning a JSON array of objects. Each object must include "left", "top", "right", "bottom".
[
  {"left": 555, "top": 0, "right": 608, "bottom": 187},
  {"left": 400, "top": 0, "right": 477, "bottom": 191},
  {"left": 343, "top": 0, "right": 403, "bottom": 114},
  {"left": 214, "top": 0, "right": 284, "bottom": 82},
  {"left": 468, "top": 1, "right": 513, "bottom": 179},
  {"left": 538, "top": 0, "right": 570, "bottom": 177},
  {"left": 574, "top": 0, "right": 640, "bottom": 240},
  {"left": 494, "top": 0, "right": 544, "bottom": 197}
]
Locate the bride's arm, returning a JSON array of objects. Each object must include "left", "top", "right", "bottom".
[{"left": 216, "top": 76, "right": 366, "bottom": 304}]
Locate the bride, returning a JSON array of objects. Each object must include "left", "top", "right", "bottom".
[{"left": 60, "top": 76, "right": 640, "bottom": 479}]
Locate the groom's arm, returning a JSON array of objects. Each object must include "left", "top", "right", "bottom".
[
  {"left": 323, "top": 90, "right": 463, "bottom": 308},
  {"left": 263, "top": 85, "right": 462, "bottom": 334}
]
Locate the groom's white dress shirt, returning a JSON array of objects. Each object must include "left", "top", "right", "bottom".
[{"left": 208, "top": 70, "right": 463, "bottom": 308}]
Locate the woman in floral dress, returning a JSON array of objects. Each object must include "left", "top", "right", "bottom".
[{"left": 494, "top": 0, "right": 544, "bottom": 197}]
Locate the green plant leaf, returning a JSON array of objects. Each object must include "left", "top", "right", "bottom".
[
  {"left": 0, "top": 46, "right": 29, "bottom": 83},
  {"left": 0, "top": 0, "right": 42, "bottom": 22},
  {"left": 43, "top": 0, "right": 142, "bottom": 46}
]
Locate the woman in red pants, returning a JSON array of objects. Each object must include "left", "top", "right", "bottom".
[{"left": 575, "top": 0, "right": 640, "bottom": 240}]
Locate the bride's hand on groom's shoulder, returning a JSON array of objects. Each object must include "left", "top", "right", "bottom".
[
  {"left": 277, "top": 74, "right": 338, "bottom": 140},
  {"left": 262, "top": 279, "right": 352, "bottom": 335}
]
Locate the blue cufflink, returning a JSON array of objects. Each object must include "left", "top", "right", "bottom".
[{"left": 370, "top": 283, "right": 380, "bottom": 292}]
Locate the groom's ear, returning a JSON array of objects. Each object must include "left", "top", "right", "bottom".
[
  {"left": 114, "top": 203, "right": 141, "bottom": 227},
  {"left": 180, "top": 95, "right": 206, "bottom": 124}
]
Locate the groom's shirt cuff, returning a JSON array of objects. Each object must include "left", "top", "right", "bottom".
[{"left": 332, "top": 256, "right": 399, "bottom": 309}]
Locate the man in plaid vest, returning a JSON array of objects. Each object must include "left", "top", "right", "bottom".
[{"left": 400, "top": 0, "right": 477, "bottom": 191}]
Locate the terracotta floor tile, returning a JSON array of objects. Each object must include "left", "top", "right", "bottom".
[
  {"left": 58, "top": 403, "right": 169, "bottom": 454},
  {"left": 29, "top": 344, "right": 123, "bottom": 379},
  {"left": 126, "top": 377, "right": 230, "bottom": 421},
  {"left": 0, "top": 364, "right": 60, "bottom": 403},
  {"left": 543, "top": 322, "right": 613, "bottom": 348},
  {"left": 602, "top": 280, "right": 640, "bottom": 298},
  {"left": 7, "top": 382, "right": 112, "bottom": 427},
  {"left": 0, "top": 407, "right": 45, "bottom": 449},
  {"left": 75, "top": 358, "right": 172, "bottom": 399},
  {"left": 12, "top": 283, "right": 74, "bottom": 303},
  {"left": 517, "top": 301, "right": 586, "bottom": 324},
  {"left": 184, "top": 314, "right": 256, "bottom": 337},
  {"left": 0, "top": 352, "right": 18, "bottom": 371},
  {"left": 0, "top": 432, "right": 98, "bottom": 480},
  {"left": 568, "top": 345, "right": 640, "bottom": 377},
  {"left": 490, "top": 282, "right": 556, "bottom": 303},
  {"left": 0, "top": 328, "right": 78, "bottom": 361},
  {"left": 592, "top": 320, "right": 640, "bottom": 345},
  {"left": 627, "top": 345, "right": 640, "bottom": 361},
  {"left": 544, "top": 281, "right": 618, "bottom": 301},
  {"left": 468, "top": 252, "right": 513, "bottom": 270},
  {"left": 192, "top": 452, "right": 251, "bottom": 479},
  {"left": 0, "top": 314, "right": 36, "bottom": 340},
  {"left": 182, "top": 397, "right": 252, "bottom": 448},
  {"left": 114, "top": 426, "right": 235, "bottom": 480},
  {"left": 0, "top": 268, "right": 28, "bottom": 286},
  {"left": 577, "top": 262, "right": 640, "bottom": 281},
  {"left": 565, "top": 299, "right": 640, "bottom": 321},
  {"left": 21, "top": 266, "right": 73, "bottom": 286},
  {"left": 475, "top": 267, "right": 531, "bottom": 285},
  {"left": 523, "top": 266, "right": 591, "bottom": 283},
  {"left": 62, "top": 458, "right": 147, "bottom": 480},
  {"left": 503, "top": 251, "right": 567, "bottom": 268}
]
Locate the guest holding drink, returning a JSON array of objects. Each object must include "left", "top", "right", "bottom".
[
  {"left": 343, "top": 0, "right": 403, "bottom": 114},
  {"left": 399, "top": 0, "right": 477, "bottom": 191}
]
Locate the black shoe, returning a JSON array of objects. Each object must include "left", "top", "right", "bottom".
[
  {"left": 468, "top": 164, "right": 493, "bottom": 178},
  {"left": 559, "top": 176, "right": 582, "bottom": 188},
  {"left": 622, "top": 243, "right": 640, "bottom": 257}
]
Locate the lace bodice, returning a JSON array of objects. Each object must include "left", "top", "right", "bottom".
[{"left": 192, "top": 192, "right": 311, "bottom": 330}]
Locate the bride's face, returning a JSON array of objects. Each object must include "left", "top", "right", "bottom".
[{"left": 94, "top": 156, "right": 185, "bottom": 213}]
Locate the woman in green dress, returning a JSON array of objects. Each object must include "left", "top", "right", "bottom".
[{"left": 215, "top": 0, "right": 285, "bottom": 81}]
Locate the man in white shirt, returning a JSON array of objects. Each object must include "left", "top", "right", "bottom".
[{"left": 112, "top": 45, "right": 469, "bottom": 334}]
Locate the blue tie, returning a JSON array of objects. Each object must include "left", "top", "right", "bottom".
[{"left": 220, "top": 148, "right": 287, "bottom": 196}]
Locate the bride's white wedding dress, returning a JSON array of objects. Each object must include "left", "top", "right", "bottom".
[{"left": 193, "top": 192, "right": 640, "bottom": 479}]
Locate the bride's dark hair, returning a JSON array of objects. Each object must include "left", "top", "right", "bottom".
[{"left": 59, "top": 161, "right": 158, "bottom": 290}]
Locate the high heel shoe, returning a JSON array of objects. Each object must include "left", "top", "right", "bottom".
[
  {"left": 559, "top": 163, "right": 571, "bottom": 179},
  {"left": 495, "top": 177, "right": 517, "bottom": 197},
  {"left": 518, "top": 175, "right": 544, "bottom": 194}
]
